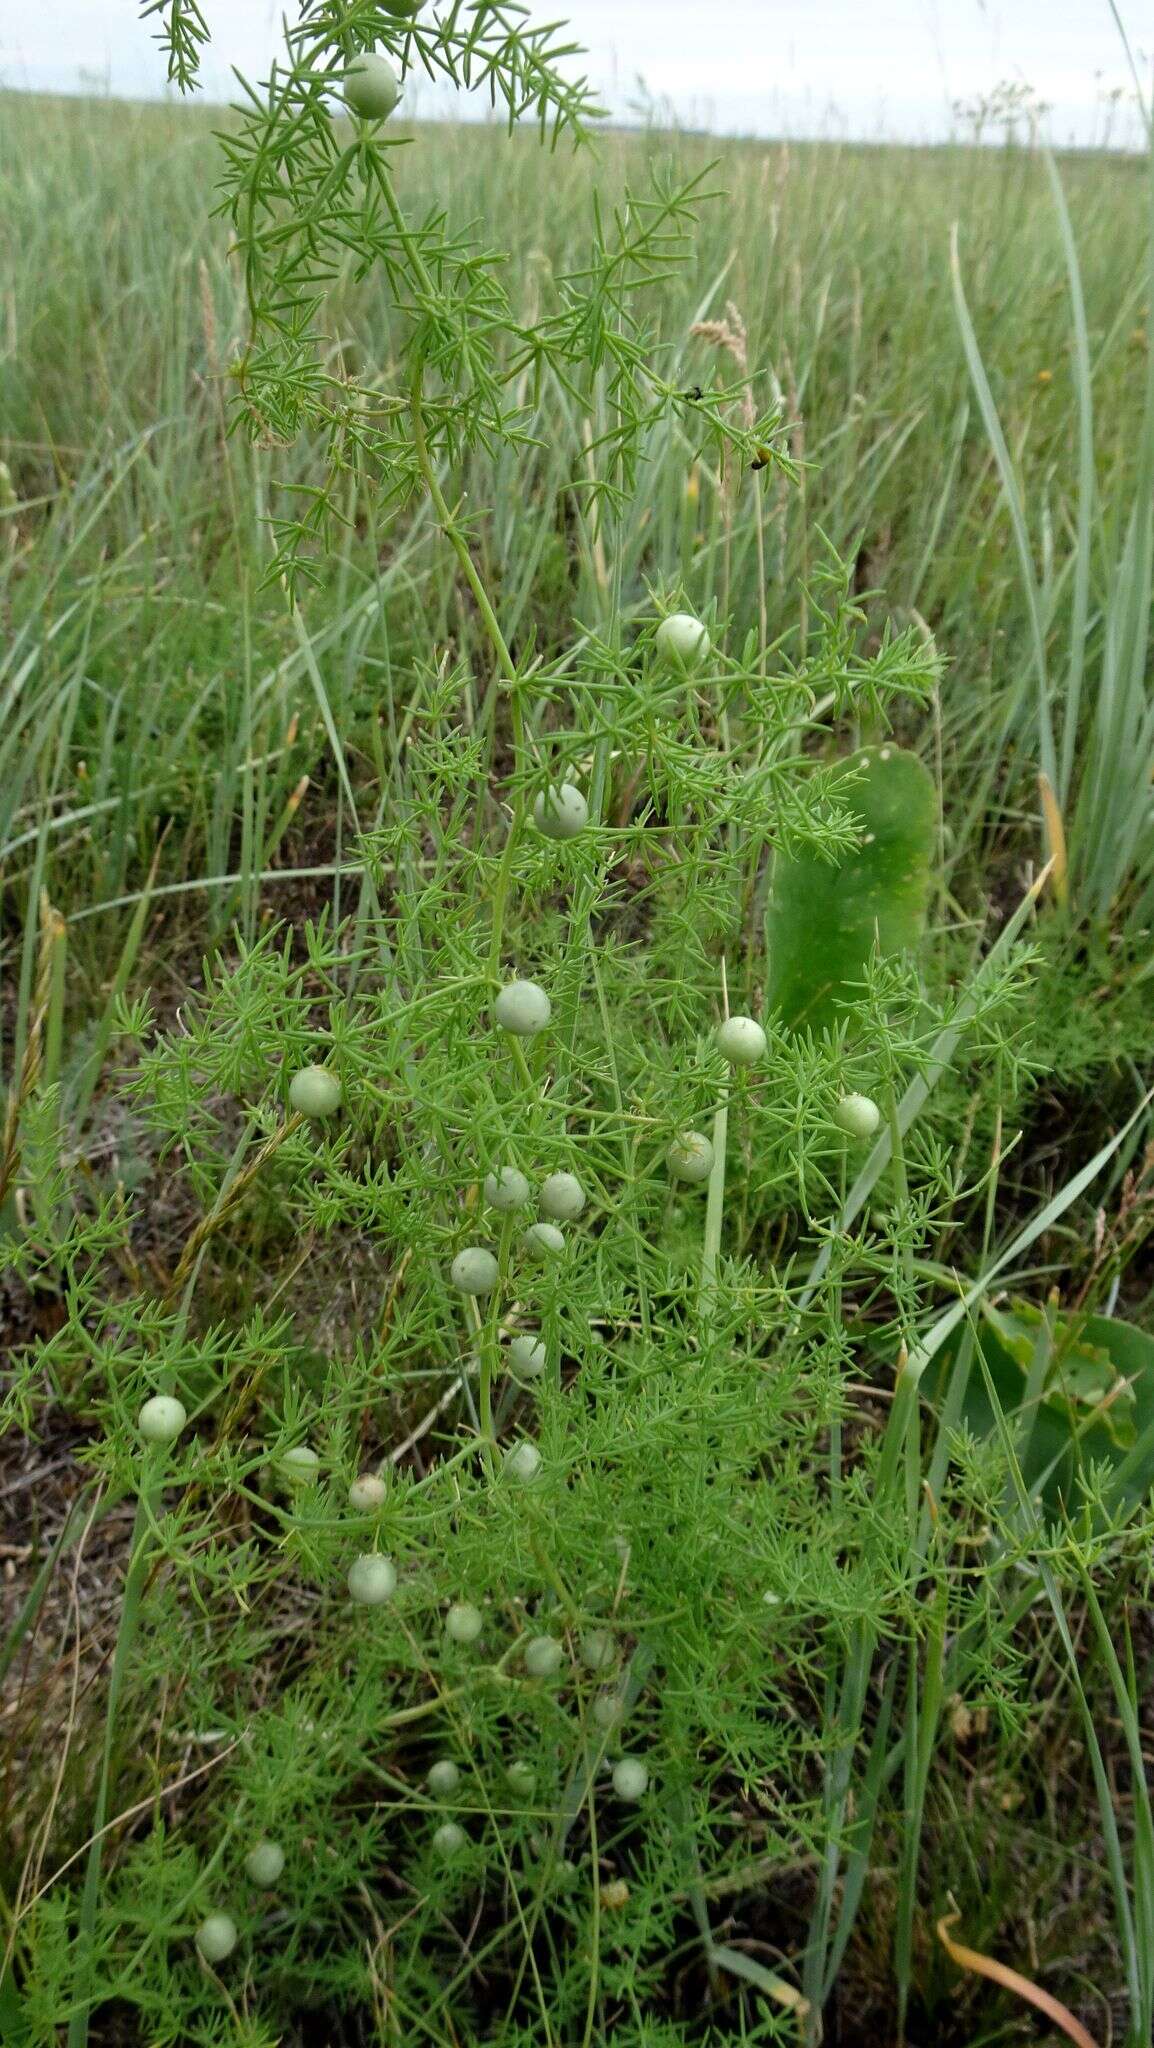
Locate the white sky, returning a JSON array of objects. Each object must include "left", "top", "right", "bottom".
[{"left": 0, "top": 1, "right": 1148, "bottom": 145}]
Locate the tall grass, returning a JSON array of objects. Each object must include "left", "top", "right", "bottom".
[{"left": 952, "top": 134, "right": 1154, "bottom": 925}]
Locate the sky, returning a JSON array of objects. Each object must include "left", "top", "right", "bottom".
[{"left": 0, "top": 0, "right": 1148, "bottom": 147}]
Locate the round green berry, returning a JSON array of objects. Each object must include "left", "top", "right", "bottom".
[
  {"left": 138, "top": 1394, "right": 187, "bottom": 1445},
  {"left": 716, "top": 1015, "right": 767, "bottom": 1067},
  {"left": 343, "top": 51, "right": 400, "bottom": 122},
  {"left": 347, "top": 1554, "right": 397, "bottom": 1605},
  {"left": 655, "top": 612, "right": 709, "bottom": 671},
  {"left": 833, "top": 1092, "right": 882, "bottom": 1140},
  {"left": 445, "top": 1601, "right": 484, "bottom": 1645},
  {"left": 244, "top": 1839, "right": 285, "bottom": 1888},
  {"left": 523, "top": 1222, "right": 565, "bottom": 1259},
  {"left": 484, "top": 1166, "right": 531, "bottom": 1213},
  {"left": 348, "top": 1473, "right": 387, "bottom": 1513},
  {"left": 506, "top": 1760, "right": 536, "bottom": 1799},
  {"left": 433, "top": 1820, "right": 467, "bottom": 1858},
  {"left": 288, "top": 1064, "right": 342, "bottom": 1119},
  {"left": 450, "top": 1247, "right": 499, "bottom": 1296},
  {"left": 580, "top": 1628, "right": 615, "bottom": 1673},
  {"left": 427, "top": 1758, "right": 461, "bottom": 1798},
  {"left": 539, "top": 1171, "right": 586, "bottom": 1221},
  {"left": 281, "top": 1445, "right": 320, "bottom": 1484},
  {"left": 666, "top": 1131, "right": 714, "bottom": 1183},
  {"left": 195, "top": 1912, "right": 238, "bottom": 1963},
  {"left": 493, "top": 979, "right": 551, "bottom": 1036},
  {"left": 523, "top": 1634, "right": 564, "bottom": 1678},
  {"left": 505, "top": 1440, "right": 542, "bottom": 1484},
  {"left": 592, "top": 1693, "right": 622, "bottom": 1730},
  {"left": 533, "top": 783, "right": 588, "bottom": 840},
  {"left": 507, "top": 1334, "right": 547, "bottom": 1381},
  {"left": 612, "top": 1757, "right": 649, "bottom": 1801}
]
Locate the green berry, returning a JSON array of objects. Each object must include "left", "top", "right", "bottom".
[
  {"left": 195, "top": 1912, "right": 238, "bottom": 1963},
  {"left": 450, "top": 1247, "right": 499, "bottom": 1295},
  {"left": 666, "top": 1131, "right": 714, "bottom": 1183},
  {"left": 493, "top": 979, "right": 551, "bottom": 1036},
  {"left": 427, "top": 1758, "right": 461, "bottom": 1798},
  {"left": 833, "top": 1092, "right": 882, "bottom": 1140},
  {"left": 507, "top": 1334, "right": 547, "bottom": 1381},
  {"left": 138, "top": 1394, "right": 187, "bottom": 1445},
  {"left": 580, "top": 1628, "right": 615, "bottom": 1673},
  {"left": 343, "top": 51, "right": 400, "bottom": 122},
  {"left": 288, "top": 1064, "right": 342, "bottom": 1119},
  {"left": 655, "top": 612, "right": 709, "bottom": 671},
  {"left": 716, "top": 1015, "right": 767, "bottom": 1067},
  {"left": 539, "top": 1171, "right": 585, "bottom": 1221},
  {"left": 592, "top": 1693, "right": 622, "bottom": 1730},
  {"left": 347, "top": 1554, "right": 397, "bottom": 1605},
  {"left": 523, "top": 1634, "right": 564, "bottom": 1678},
  {"left": 506, "top": 1760, "right": 536, "bottom": 1799},
  {"left": 505, "top": 1440, "right": 542, "bottom": 1484},
  {"left": 349, "top": 1473, "right": 387, "bottom": 1513},
  {"left": 612, "top": 1757, "right": 649, "bottom": 1801},
  {"left": 445, "top": 1600, "right": 484, "bottom": 1645},
  {"left": 244, "top": 1839, "right": 285, "bottom": 1888},
  {"left": 523, "top": 1222, "right": 565, "bottom": 1259},
  {"left": 281, "top": 1445, "right": 320, "bottom": 1484},
  {"left": 533, "top": 783, "right": 588, "bottom": 840},
  {"left": 484, "top": 1166, "right": 531, "bottom": 1213},
  {"left": 433, "top": 1820, "right": 467, "bottom": 1858},
  {"left": 383, "top": 0, "right": 423, "bottom": 14}
]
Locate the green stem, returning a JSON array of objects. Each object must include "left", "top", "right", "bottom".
[
  {"left": 485, "top": 752, "right": 527, "bottom": 979},
  {"left": 67, "top": 1490, "right": 154, "bottom": 2047},
  {"left": 478, "top": 1353, "right": 495, "bottom": 1466},
  {"left": 580, "top": 1756, "right": 602, "bottom": 2048},
  {"left": 162, "top": 1111, "right": 304, "bottom": 1310},
  {"left": 407, "top": 359, "right": 518, "bottom": 688},
  {"left": 507, "top": 1035, "right": 535, "bottom": 1093},
  {"left": 376, "top": 150, "right": 529, "bottom": 977},
  {"left": 378, "top": 145, "right": 514, "bottom": 680},
  {"left": 529, "top": 1533, "right": 584, "bottom": 1628},
  {"left": 885, "top": 1080, "right": 915, "bottom": 1303},
  {"left": 894, "top": 1572, "right": 948, "bottom": 2034},
  {"left": 406, "top": 345, "right": 526, "bottom": 978},
  {"left": 700, "top": 1089, "right": 730, "bottom": 1325},
  {"left": 469, "top": 1298, "right": 497, "bottom": 1481}
]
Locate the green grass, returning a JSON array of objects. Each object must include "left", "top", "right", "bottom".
[{"left": 3, "top": 66, "right": 1154, "bottom": 2048}]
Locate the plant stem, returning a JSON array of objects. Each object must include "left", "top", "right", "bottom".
[
  {"left": 700, "top": 1088, "right": 729, "bottom": 1325},
  {"left": 471, "top": 1296, "right": 498, "bottom": 1481},
  {"left": 375, "top": 151, "right": 529, "bottom": 975},
  {"left": 162, "top": 1111, "right": 304, "bottom": 1309},
  {"left": 885, "top": 1079, "right": 915, "bottom": 1304},
  {"left": 407, "top": 361, "right": 518, "bottom": 689},
  {"left": 406, "top": 342, "right": 527, "bottom": 978},
  {"left": 580, "top": 1760, "right": 602, "bottom": 2048},
  {"left": 67, "top": 1489, "right": 154, "bottom": 2047}
]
